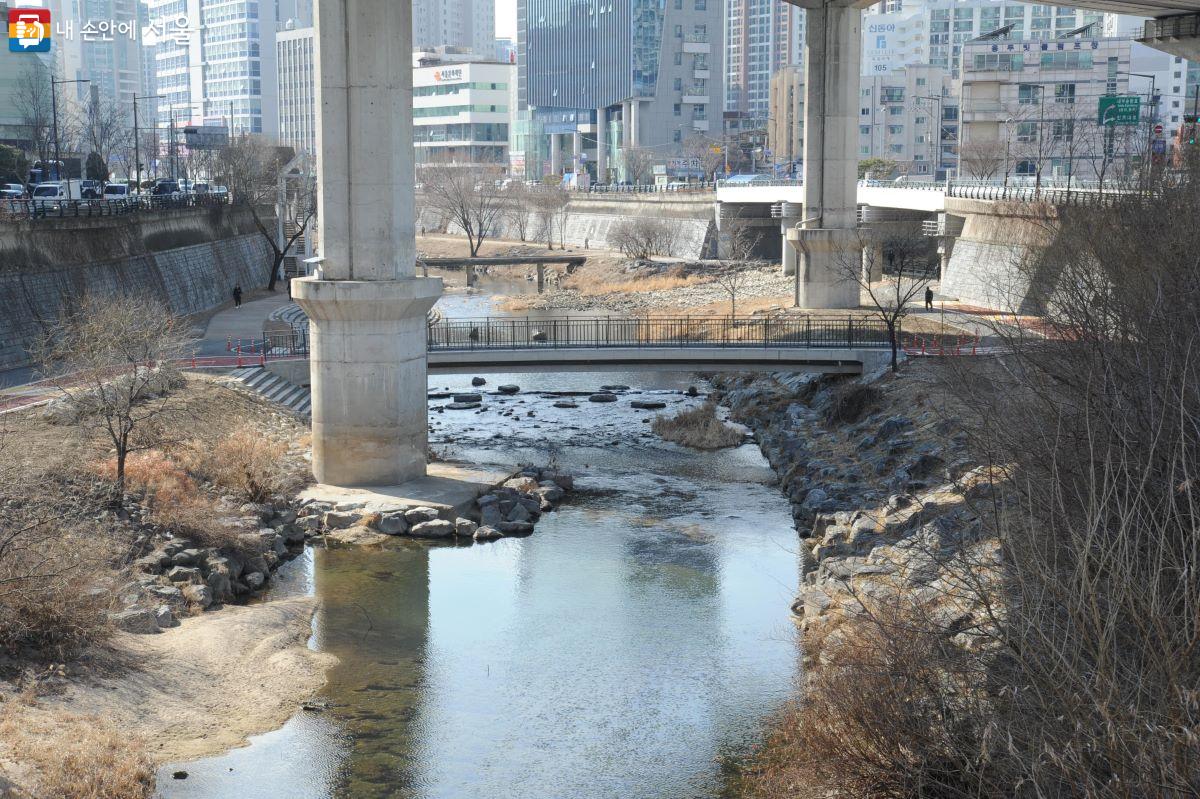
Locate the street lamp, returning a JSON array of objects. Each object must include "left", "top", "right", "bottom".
[
  {"left": 1003, "top": 116, "right": 1014, "bottom": 188},
  {"left": 132, "top": 94, "right": 164, "bottom": 192},
  {"left": 51, "top": 77, "right": 90, "bottom": 182}
]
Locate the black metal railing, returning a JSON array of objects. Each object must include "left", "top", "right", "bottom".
[
  {"left": 0, "top": 192, "right": 231, "bottom": 221},
  {"left": 426, "top": 316, "right": 893, "bottom": 351}
]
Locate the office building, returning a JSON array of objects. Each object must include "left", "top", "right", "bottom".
[
  {"left": 958, "top": 35, "right": 1160, "bottom": 180},
  {"left": 724, "top": 0, "right": 804, "bottom": 124},
  {"left": 515, "top": 0, "right": 724, "bottom": 182},
  {"left": 414, "top": 0, "right": 496, "bottom": 57},
  {"left": 413, "top": 58, "right": 513, "bottom": 166},
  {"left": 276, "top": 23, "right": 315, "bottom": 154},
  {"left": 769, "top": 63, "right": 959, "bottom": 179},
  {"left": 147, "top": 0, "right": 279, "bottom": 136}
]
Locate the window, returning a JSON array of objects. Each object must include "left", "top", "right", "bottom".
[
  {"left": 695, "top": 0, "right": 705, "bottom": 8},
  {"left": 860, "top": 125, "right": 871, "bottom": 134},
  {"left": 881, "top": 87, "right": 904, "bottom": 102},
  {"left": 888, "top": 124, "right": 904, "bottom": 133},
  {"left": 1039, "top": 51, "right": 1093, "bottom": 70},
  {"left": 674, "top": 0, "right": 681, "bottom": 7},
  {"left": 889, "top": 106, "right": 904, "bottom": 115},
  {"left": 674, "top": 103, "right": 681, "bottom": 116},
  {"left": 673, "top": 129, "right": 682, "bottom": 142},
  {"left": 1054, "top": 83, "right": 1075, "bottom": 103},
  {"left": 674, "top": 52, "right": 682, "bottom": 65},
  {"left": 862, "top": 107, "right": 870, "bottom": 115},
  {"left": 1015, "top": 159, "right": 1036, "bottom": 176},
  {"left": 1016, "top": 122, "right": 1038, "bottom": 143},
  {"left": 971, "top": 53, "right": 1024, "bottom": 71},
  {"left": 674, "top": 78, "right": 682, "bottom": 90},
  {"left": 1018, "top": 84, "right": 1043, "bottom": 104},
  {"left": 674, "top": 24, "right": 682, "bottom": 37},
  {"left": 916, "top": 77, "right": 926, "bottom": 86},
  {"left": 1052, "top": 120, "right": 1073, "bottom": 141}
]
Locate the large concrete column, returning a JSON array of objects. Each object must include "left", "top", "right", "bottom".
[
  {"left": 549, "top": 133, "right": 562, "bottom": 175},
  {"left": 595, "top": 107, "right": 607, "bottom": 183},
  {"left": 794, "top": 2, "right": 863, "bottom": 309},
  {"left": 778, "top": 201, "right": 802, "bottom": 276},
  {"left": 862, "top": 240, "right": 884, "bottom": 283},
  {"left": 629, "top": 99, "right": 641, "bottom": 149},
  {"left": 622, "top": 101, "right": 632, "bottom": 148},
  {"left": 572, "top": 129, "right": 583, "bottom": 174},
  {"left": 294, "top": 0, "right": 441, "bottom": 487}
]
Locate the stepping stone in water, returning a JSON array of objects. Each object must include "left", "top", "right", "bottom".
[
  {"left": 589, "top": 393, "right": 618, "bottom": 403},
  {"left": 446, "top": 402, "right": 482, "bottom": 410},
  {"left": 600, "top": 384, "right": 631, "bottom": 391},
  {"left": 498, "top": 385, "right": 520, "bottom": 395},
  {"left": 630, "top": 400, "right": 667, "bottom": 410},
  {"left": 553, "top": 401, "right": 578, "bottom": 409},
  {"left": 453, "top": 393, "right": 482, "bottom": 403}
]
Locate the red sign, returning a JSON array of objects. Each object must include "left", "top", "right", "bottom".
[{"left": 1154, "top": 123, "right": 1164, "bottom": 136}]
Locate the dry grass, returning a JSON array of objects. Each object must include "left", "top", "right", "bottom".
[
  {"left": 563, "top": 270, "right": 708, "bottom": 296},
  {"left": 652, "top": 402, "right": 743, "bottom": 449},
  {"left": 1, "top": 709, "right": 154, "bottom": 799},
  {"left": 177, "top": 424, "right": 305, "bottom": 503}
]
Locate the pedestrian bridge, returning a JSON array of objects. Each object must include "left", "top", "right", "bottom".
[{"left": 256, "top": 315, "right": 894, "bottom": 379}]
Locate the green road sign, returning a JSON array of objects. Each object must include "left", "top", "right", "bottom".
[{"left": 1098, "top": 95, "right": 1140, "bottom": 126}]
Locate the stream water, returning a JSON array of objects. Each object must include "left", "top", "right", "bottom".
[{"left": 155, "top": 282, "right": 801, "bottom": 799}]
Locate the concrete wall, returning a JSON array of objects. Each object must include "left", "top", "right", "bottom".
[
  {"left": 417, "top": 193, "right": 718, "bottom": 259},
  {"left": 0, "top": 210, "right": 273, "bottom": 370},
  {"left": 938, "top": 197, "right": 1059, "bottom": 313}
]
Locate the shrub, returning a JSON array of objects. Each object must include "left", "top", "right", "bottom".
[
  {"left": 609, "top": 217, "right": 677, "bottom": 260},
  {"left": 822, "top": 382, "right": 881, "bottom": 425},
  {"left": 178, "top": 426, "right": 305, "bottom": 503},
  {"left": 651, "top": 402, "right": 743, "bottom": 449}
]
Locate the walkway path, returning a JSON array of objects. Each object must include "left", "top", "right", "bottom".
[{"left": 194, "top": 293, "right": 296, "bottom": 357}]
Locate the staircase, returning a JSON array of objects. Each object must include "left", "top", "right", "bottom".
[
  {"left": 282, "top": 221, "right": 308, "bottom": 281},
  {"left": 230, "top": 367, "right": 311, "bottom": 415}
]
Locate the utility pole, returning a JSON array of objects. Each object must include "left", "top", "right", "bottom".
[
  {"left": 133, "top": 94, "right": 164, "bottom": 192},
  {"left": 51, "top": 77, "right": 90, "bottom": 182}
]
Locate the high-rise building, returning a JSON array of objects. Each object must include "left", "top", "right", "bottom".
[
  {"left": 276, "top": 23, "right": 315, "bottom": 154},
  {"left": 413, "top": 0, "right": 496, "bottom": 57},
  {"left": 724, "top": 0, "right": 803, "bottom": 124},
  {"left": 515, "top": 0, "right": 724, "bottom": 182},
  {"left": 147, "top": 0, "right": 279, "bottom": 137}
]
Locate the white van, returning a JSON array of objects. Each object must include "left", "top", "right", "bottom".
[
  {"left": 31, "top": 180, "right": 83, "bottom": 201},
  {"left": 102, "top": 183, "right": 131, "bottom": 201}
]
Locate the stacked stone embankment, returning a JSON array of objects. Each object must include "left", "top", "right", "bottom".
[{"left": 713, "top": 365, "right": 997, "bottom": 663}]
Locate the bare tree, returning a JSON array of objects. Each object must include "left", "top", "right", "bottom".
[
  {"left": 217, "top": 135, "right": 314, "bottom": 291},
  {"left": 36, "top": 294, "right": 189, "bottom": 498},
  {"left": 714, "top": 212, "right": 760, "bottom": 318},
  {"left": 531, "top": 186, "right": 569, "bottom": 250},
  {"left": 503, "top": 182, "right": 533, "bottom": 242},
  {"left": 835, "top": 229, "right": 936, "bottom": 371},
  {"left": 682, "top": 135, "right": 724, "bottom": 180},
  {"left": 609, "top": 217, "right": 676, "bottom": 260},
  {"left": 13, "top": 64, "right": 54, "bottom": 169},
  {"left": 621, "top": 147, "right": 656, "bottom": 185},
  {"left": 83, "top": 93, "right": 132, "bottom": 177},
  {"left": 959, "top": 140, "right": 1006, "bottom": 181},
  {"left": 419, "top": 160, "right": 507, "bottom": 257}
]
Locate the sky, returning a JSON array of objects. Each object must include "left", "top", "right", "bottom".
[{"left": 496, "top": 0, "right": 517, "bottom": 39}]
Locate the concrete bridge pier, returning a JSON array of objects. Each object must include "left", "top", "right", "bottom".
[
  {"left": 778, "top": 201, "right": 802, "bottom": 277},
  {"left": 294, "top": 0, "right": 441, "bottom": 487},
  {"left": 787, "top": 0, "right": 865, "bottom": 309},
  {"left": 862, "top": 240, "right": 884, "bottom": 283}
]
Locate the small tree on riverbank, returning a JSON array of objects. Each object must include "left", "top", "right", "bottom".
[
  {"left": 420, "top": 160, "right": 507, "bottom": 257},
  {"left": 834, "top": 229, "right": 936, "bottom": 371},
  {"left": 36, "top": 294, "right": 189, "bottom": 498}
]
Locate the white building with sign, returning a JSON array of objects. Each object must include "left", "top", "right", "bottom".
[{"left": 412, "top": 59, "right": 513, "bottom": 167}]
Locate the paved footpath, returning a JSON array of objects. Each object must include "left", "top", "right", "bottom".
[{"left": 193, "top": 292, "right": 297, "bottom": 357}]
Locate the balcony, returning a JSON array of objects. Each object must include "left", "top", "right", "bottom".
[
  {"left": 692, "top": 119, "right": 710, "bottom": 132},
  {"left": 682, "top": 89, "right": 709, "bottom": 104},
  {"left": 694, "top": 68, "right": 710, "bottom": 80}
]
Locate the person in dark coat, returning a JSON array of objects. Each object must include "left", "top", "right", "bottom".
[
  {"left": 924, "top": 287, "right": 934, "bottom": 311},
  {"left": 233, "top": 284, "right": 243, "bottom": 308}
]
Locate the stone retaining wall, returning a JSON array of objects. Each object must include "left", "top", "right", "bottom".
[{"left": 0, "top": 233, "right": 272, "bottom": 370}]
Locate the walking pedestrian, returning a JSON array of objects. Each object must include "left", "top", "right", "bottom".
[
  {"left": 233, "top": 284, "right": 243, "bottom": 308},
  {"left": 924, "top": 287, "right": 934, "bottom": 311}
]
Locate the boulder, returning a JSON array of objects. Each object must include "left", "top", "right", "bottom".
[
  {"left": 542, "top": 472, "right": 574, "bottom": 490},
  {"left": 498, "top": 521, "right": 535, "bottom": 536},
  {"left": 244, "top": 571, "right": 266, "bottom": 591},
  {"left": 473, "top": 525, "right": 503, "bottom": 541},
  {"left": 553, "top": 401, "right": 578, "bottom": 409},
  {"left": 110, "top": 608, "right": 160, "bottom": 634},
  {"left": 154, "top": 605, "right": 176, "bottom": 628},
  {"left": 534, "top": 485, "right": 564, "bottom": 504},
  {"left": 497, "top": 384, "right": 520, "bottom": 395},
  {"left": 455, "top": 518, "right": 478, "bottom": 537},
  {"left": 503, "top": 476, "right": 539, "bottom": 493},
  {"left": 409, "top": 519, "right": 456, "bottom": 539},
  {"left": 376, "top": 512, "right": 409, "bottom": 536},
  {"left": 166, "top": 566, "right": 203, "bottom": 585},
  {"left": 206, "top": 570, "right": 234, "bottom": 604},
  {"left": 171, "top": 548, "right": 205, "bottom": 567},
  {"left": 601, "top": 384, "right": 631, "bottom": 391},
  {"left": 588, "top": 393, "right": 618, "bottom": 403},
  {"left": 324, "top": 510, "right": 361, "bottom": 529},
  {"left": 877, "top": 416, "right": 912, "bottom": 440},
  {"left": 506, "top": 503, "right": 533, "bottom": 523},
  {"left": 181, "top": 584, "right": 213, "bottom": 609},
  {"left": 630, "top": 400, "right": 667, "bottom": 410},
  {"left": 446, "top": 402, "right": 482, "bottom": 410},
  {"left": 480, "top": 504, "right": 503, "bottom": 527},
  {"left": 452, "top": 393, "right": 483, "bottom": 403},
  {"left": 404, "top": 506, "right": 440, "bottom": 524},
  {"left": 471, "top": 377, "right": 487, "bottom": 386},
  {"left": 146, "top": 584, "right": 185, "bottom": 607}
]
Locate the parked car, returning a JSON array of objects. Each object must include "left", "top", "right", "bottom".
[
  {"left": 102, "top": 183, "right": 131, "bottom": 201},
  {"left": 151, "top": 180, "right": 181, "bottom": 197},
  {"left": 210, "top": 185, "right": 229, "bottom": 200},
  {"left": 0, "top": 183, "right": 24, "bottom": 198}
]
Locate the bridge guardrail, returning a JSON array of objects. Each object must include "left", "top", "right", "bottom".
[
  {"left": 0, "top": 192, "right": 231, "bottom": 221},
  {"left": 255, "top": 316, "right": 894, "bottom": 357}
]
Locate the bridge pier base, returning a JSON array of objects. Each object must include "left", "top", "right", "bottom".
[
  {"left": 789, "top": 227, "right": 862, "bottom": 309},
  {"left": 295, "top": 279, "right": 441, "bottom": 486}
]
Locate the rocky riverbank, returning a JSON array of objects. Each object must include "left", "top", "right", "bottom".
[{"left": 712, "top": 362, "right": 995, "bottom": 663}]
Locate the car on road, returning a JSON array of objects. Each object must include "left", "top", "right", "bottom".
[
  {"left": 192, "top": 182, "right": 210, "bottom": 195},
  {"left": 102, "top": 183, "right": 131, "bottom": 201},
  {"left": 151, "top": 180, "right": 181, "bottom": 197},
  {"left": 210, "top": 185, "right": 229, "bottom": 200},
  {"left": 0, "top": 183, "right": 24, "bottom": 198},
  {"left": 80, "top": 179, "right": 103, "bottom": 199},
  {"left": 31, "top": 180, "right": 82, "bottom": 201}
]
